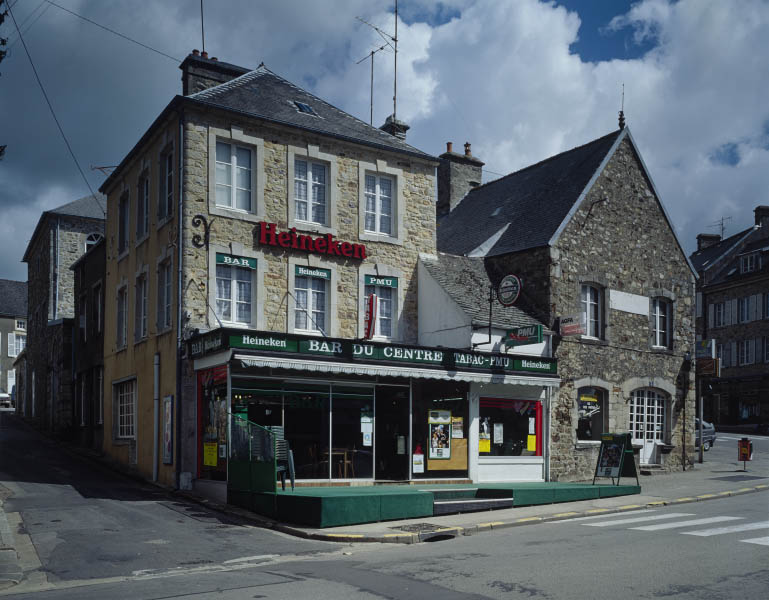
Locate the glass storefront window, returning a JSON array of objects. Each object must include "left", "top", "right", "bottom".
[
  {"left": 479, "top": 398, "right": 541, "bottom": 457},
  {"left": 331, "top": 385, "right": 374, "bottom": 479}
]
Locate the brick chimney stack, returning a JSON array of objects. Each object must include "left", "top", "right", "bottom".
[
  {"left": 379, "top": 115, "right": 410, "bottom": 140},
  {"left": 179, "top": 50, "right": 249, "bottom": 96},
  {"left": 696, "top": 233, "right": 721, "bottom": 251},
  {"left": 754, "top": 205, "right": 769, "bottom": 233},
  {"left": 437, "top": 141, "right": 484, "bottom": 218}
]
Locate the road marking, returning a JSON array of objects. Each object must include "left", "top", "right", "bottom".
[
  {"left": 222, "top": 554, "right": 279, "bottom": 564},
  {"left": 564, "top": 509, "right": 655, "bottom": 522},
  {"left": 630, "top": 516, "right": 742, "bottom": 531},
  {"left": 682, "top": 521, "right": 769, "bottom": 537},
  {"left": 582, "top": 513, "right": 694, "bottom": 527},
  {"left": 740, "top": 536, "right": 769, "bottom": 546}
]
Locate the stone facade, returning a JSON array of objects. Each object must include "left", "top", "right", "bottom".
[{"left": 483, "top": 138, "right": 696, "bottom": 480}]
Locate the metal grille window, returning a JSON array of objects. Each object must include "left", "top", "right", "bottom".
[
  {"left": 630, "top": 389, "right": 665, "bottom": 442},
  {"left": 581, "top": 284, "right": 602, "bottom": 338},
  {"left": 135, "top": 274, "right": 148, "bottom": 340},
  {"left": 216, "top": 264, "right": 252, "bottom": 324},
  {"left": 115, "top": 379, "right": 136, "bottom": 439},
  {"left": 215, "top": 141, "right": 252, "bottom": 211},
  {"left": 364, "top": 174, "right": 393, "bottom": 235},
  {"left": 116, "top": 287, "right": 127, "bottom": 348},
  {"left": 652, "top": 297, "right": 672, "bottom": 348},
  {"left": 295, "top": 275, "right": 327, "bottom": 333},
  {"left": 294, "top": 160, "right": 327, "bottom": 224}
]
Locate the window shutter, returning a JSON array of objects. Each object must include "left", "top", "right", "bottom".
[
  {"left": 731, "top": 299, "right": 738, "bottom": 324},
  {"left": 708, "top": 304, "right": 714, "bottom": 329},
  {"left": 749, "top": 295, "right": 757, "bottom": 321},
  {"left": 724, "top": 301, "right": 730, "bottom": 326},
  {"left": 731, "top": 341, "right": 737, "bottom": 367},
  {"left": 696, "top": 293, "right": 702, "bottom": 318},
  {"left": 7, "top": 333, "right": 15, "bottom": 357},
  {"left": 756, "top": 338, "right": 763, "bottom": 363}
]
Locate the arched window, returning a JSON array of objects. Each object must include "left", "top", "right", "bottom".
[
  {"left": 630, "top": 388, "right": 668, "bottom": 464},
  {"left": 577, "top": 386, "right": 607, "bottom": 441},
  {"left": 85, "top": 233, "right": 103, "bottom": 252}
]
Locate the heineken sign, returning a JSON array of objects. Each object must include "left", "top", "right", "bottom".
[
  {"left": 497, "top": 274, "right": 521, "bottom": 306},
  {"left": 187, "top": 329, "right": 557, "bottom": 376},
  {"left": 256, "top": 222, "right": 367, "bottom": 260},
  {"left": 295, "top": 265, "right": 331, "bottom": 280},
  {"left": 503, "top": 325, "right": 543, "bottom": 348}
]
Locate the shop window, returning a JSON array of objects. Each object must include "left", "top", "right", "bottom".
[
  {"left": 479, "top": 398, "right": 542, "bottom": 457},
  {"left": 577, "top": 387, "right": 607, "bottom": 441}
]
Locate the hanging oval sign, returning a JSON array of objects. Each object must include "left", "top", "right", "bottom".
[{"left": 497, "top": 274, "right": 521, "bottom": 306}]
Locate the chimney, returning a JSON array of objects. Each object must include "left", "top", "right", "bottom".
[
  {"left": 754, "top": 205, "right": 769, "bottom": 235},
  {"left": 696, "top": 233, "right": 721, "bottom": 251},
  {"left": 379, "top": 114, "right": 410, "bottom": 140},
  {"left": 437, "top": 141, "right": 484, "bottom": 218},
  {"left": 179, "top": 50, "right": 250, "bottom": 96}
]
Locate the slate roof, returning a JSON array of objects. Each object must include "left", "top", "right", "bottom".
[
  {"left": 50, "top": 194, "right": 106, "bottom": 219},
  {"left": 689, "top": 227, "right": 752, "bottom": 272},
  {"left": 421, "top": 253, "right": 547, "bottom": 330},
  {"left": 0, "top": 279, "right": 27, "bottom": 318},
  {"left": 187, "top": 66, "right": 434, "bottom": 161},
  {"left": 437, "top": 130, "right": 623, "bottom": 256}
]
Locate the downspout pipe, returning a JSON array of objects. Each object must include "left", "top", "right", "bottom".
[
  {"left": 175, "top": 111, "right": 185, "bottom": 489},
  {"left": 153, "top": 352, "right": 160, "bottom": 482}
]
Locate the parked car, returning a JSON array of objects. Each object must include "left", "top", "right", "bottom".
[{"left": 695, "top": 418, "right": 716, "bottom": 450}]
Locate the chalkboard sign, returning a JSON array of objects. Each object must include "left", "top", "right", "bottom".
[{"left": 593, "top": 433, "right": 638, "bottom": 485}]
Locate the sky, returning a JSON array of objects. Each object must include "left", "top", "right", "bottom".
[{"left": 1, "top": 0, "right": 768, "bottom": 282}]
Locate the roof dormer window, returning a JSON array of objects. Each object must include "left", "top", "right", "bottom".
[
  {"left": 293, "top": 101, "right": 318, "bottom": 116},
  {"left": 740, "top": 252, "right": 759, "bottom": 274}
]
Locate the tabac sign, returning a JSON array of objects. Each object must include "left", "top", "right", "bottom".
[{"left": 256, "top": 222, "right": 367, "bottom": 260}]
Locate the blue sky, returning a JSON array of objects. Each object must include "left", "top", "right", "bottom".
[{"left": 1, "top": 0, "right": 768, "bottom": 281}]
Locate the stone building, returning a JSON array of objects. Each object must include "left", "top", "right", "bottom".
[
  {"left": 71, "top": 238, "right": 106, "bottom": 449},
  {"left": 20, "top": 195, "right": 105, "bottom": 431},
  {"left": 99, "top": 51, "right": 560, "bottom": 497},
  {"left": 0, "top": 279, "right": 27, "bottom": 407},
  {"left": 690, "top": 206, "right": 769, "bottom": 430},
  {"left": 435, "top": 126, "right": 697, "bottom": 480}
]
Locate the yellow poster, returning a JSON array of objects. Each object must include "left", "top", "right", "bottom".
[
  {"left": 479, "top": 438, "right": 491, "bottom": 453},
  {"left": 203, "top": 442, "right": 218, "bottom": 467},
  {"left": 527, "top": 435, "right": 537, "bottom": 452}
]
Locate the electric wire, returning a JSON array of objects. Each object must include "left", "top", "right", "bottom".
[{"left": 7, "top": 2, "right": 104, "bottom": 215}]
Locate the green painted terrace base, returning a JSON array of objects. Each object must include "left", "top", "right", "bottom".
[{"left": 228, "top": 482, "right": 641, "bottom": 528}]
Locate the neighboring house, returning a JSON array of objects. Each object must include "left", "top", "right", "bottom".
[
  {"left": 20, "top": 195, "right": 105, "bottom": 431},
  {"left": 71, "top": 238, "right": 106, "bottom": 449},
  {"left": 434, "top": 126, "right": 697, "bottom": 479},
  {"left": 690, "top": 206, "right": 769, "bottom": 429},
  {"left": 0, "top": 279, "right": 27, "bottom": 407},
  {"left": 99, "top": 50, "right": 560, "bottom": 497}
]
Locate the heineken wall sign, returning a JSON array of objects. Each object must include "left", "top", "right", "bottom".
[
  {"left": 188, "top": 328, "right": 557, "bottom": 377},
  {"left": 256, "top": 221, "right": 367, "bottom": 260},
  {"left": 503, "top": 325, "right": 543, "bottom": 348}
]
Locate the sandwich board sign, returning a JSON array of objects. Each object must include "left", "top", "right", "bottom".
[{"left": 592, "top": 433, "right": 639, "bottom": 486}]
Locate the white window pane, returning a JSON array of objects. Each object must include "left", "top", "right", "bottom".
[
  {"left": 216, "top": 160, "right": 230, "bottom": 183},
  {"left": 236, "top": 280, "right": 251, "bottom": 302},
  {"left": 236, "top": 189, "right": 251, "bottom": 211},
  {"left": 236, "top": 146, "right": 250, "bottom": 169},
  {"left": 365, "top": 175, "right": 376, "bottom": 194},
  {"left": 295, "top": 160, "right": 307, "bottom": 180},
  {"left": 380, "top": 196, "right": 392, "bottom": 217},
  {"left": 235, "top": 267, "right": 251, "bottom": 282},
  {"left": 312, "top": 278, "right": 326, "bottom": 292},
  {"left": 295, "top": 288, "right": 307, "bottom": 308},
  {"left": 312, "top": 163, "right": 325, "bottom": 184},
  {"left": 216, "top": 141, "right": 231, "bottom": 163},
  {"left": 365, "top": 213, "right": 376, "bottom": 231},
  {"left": 216, "top": 277, "right": 231, "bottom": 300},
  {"left": 236, "top": 166, "right": 251, "bottom": 190},
  {"left": 216, "top": 184, "right": 231, "bottom": 207},
  {"left": 379, "top": 177, "right": 392, "bottom": 198},
  {"left": 365, "top": 193, "right": 376, "bottom": 213},
  {"left": 379, "top": 215, "right": 392, "bottom": 234},
  {"left": 236, "top": 302, "right": 251, "bottom": 323},
  {"left": 314, "top": 312, "right": 325, "bottom": 331},
  {"left": 217, "top": 300, "right": 231, "bottom": 321}
]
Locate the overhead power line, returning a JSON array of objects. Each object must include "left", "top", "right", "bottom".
[
  {"left": 44, "top": 1, "right": 180, "bottom": 62},
  {"left": 7, "top": 1, "right": 104, "bottom": 214}
]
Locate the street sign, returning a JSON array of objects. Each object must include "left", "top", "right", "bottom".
[
  {"left": 559, "top": 314, "right": 586, "bottom": 336},
  {"left": 497, "top": 274, "right": 521, "bottom": 306},
  {"left": 696, "top": 358, "right": 720, "bottom": 377},
  {"left": 738, "top": 438, "right": 753, "bottom": 469},
  {"left": 502, "top": 325, "right": 543, "bottom": 348}
]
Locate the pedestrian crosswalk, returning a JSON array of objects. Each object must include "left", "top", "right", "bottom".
[{"left": 560, "top": 509, "right": 769, "bottom": 546}]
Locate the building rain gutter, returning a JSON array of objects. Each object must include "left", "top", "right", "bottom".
[
  {"left": 175, "top": 110, "right": 185, "bottom": 489},
  {"left": 153, "top": 352, "right": 160, "bottom": 482}
]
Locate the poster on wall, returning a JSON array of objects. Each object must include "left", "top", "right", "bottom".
[
  {"left": 203, "top": 442, "right": 218, "bottom": 467},
  {"left": 479, "top": 416, "right": 491, "bottom": 453},
  {"left": 413, "top": 451, "right": 425, "bottom": 473},
  {"left": 428, "top": 410, "right": 452, "bottom": 459},
  {"left": 162, "top": 396, "right": 173, "bottom": 464},
  {"left": 493, "top": 423, "right": 504, "bottom": 445},
  {"left": 451, "top": 416, "right": 464, "bottom": 439}
]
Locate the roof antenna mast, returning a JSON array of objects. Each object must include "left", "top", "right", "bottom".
[
  {"left": 200, "top": 0, "right": 205, "bottom": 54},
  {"left": 356, "top": 1, "right": 398, "bottom": 123},
  {"left": 618, "top": 83, "right": 625, "bottom": 130}
]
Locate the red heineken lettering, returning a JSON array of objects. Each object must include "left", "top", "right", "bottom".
[{"left": 256, "top": 222, "right": 366, "bottom": 260}]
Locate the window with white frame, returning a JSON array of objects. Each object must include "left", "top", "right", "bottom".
[
  {"left": 16, "top": 319, "right": 25, "bottom": 331},
  {"left": 577, "top": 386, "right": 607, "bottom": 441},
  {"left": 158, "top": 146, "right": 174, "bottom": 221},
  {"left": 294, "top": 266, "right": 329, "bottom": 334},
  {"left": 651, "top": 297, "right": 672, "bottom": 348},
  {"left": 737, "top": 297, "right": 749, "bottom": 323},
  {"left": 157, "top": 261, "right": 173, "bottom": 331},
  {"left": 7, "top": 333, "right": 25, "bottom": 358},
  {"left": 135, "top": 273, "right": 148, "bottom": 341},
  {"left": 115, "top": 379, "right": 136, "bottom": 439},
  {"left": 364, "top": 173, "right": 393, "bottom": 235},
  {"left": 581, "top": 284, "right": 603, "bottom": 339},
  {"left": 713, "top": 302, "right": 725, "bottom": 327},
  {"left": 215, "top": 141, "right": 252, "bottom": 211},
  {"left": 738, "top": 339, "right": 755, "bottom": 365},
  {"left": 116, "top": 287, "right": 127, "bottom": 348},
  {"left": 136, "top": 174, "right": 149, "bottom": 239},
  {"left": 294, "top": 159, "right": 327, "bottom": 225},
  {"left": 215, "top": 254, "right": 254, "bottom": 325},
  {"left": 364, "top": 275, "right": 397, "bottom": 338},
  {"left": 740, "top": 252, "right": 759, "bottom": 274},
  {"left": 118, "top": 192, "right": 130, "bottom": 254}
]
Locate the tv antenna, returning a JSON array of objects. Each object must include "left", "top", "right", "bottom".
[
  {"left": 200, "top": 0, "right": 206, "bottom": 54},
  {"left": 708, "top": 216, "right": 732, "bottom": 238},
  {"left": 356, "top": 0, "right": 398, "bottom": 122},
  {"left": 618, "top": 83, "right": 625, "bottom": 129},
  {"left": 356, "top": 43, "right": 389, "bottom": 125}
]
